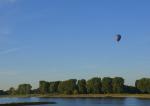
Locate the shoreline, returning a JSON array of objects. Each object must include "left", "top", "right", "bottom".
[
  {"left": 1, "top": 94, "right": 150, "bottom": 99},
  {"left": 40, "top": 94, "right": 150, "bottom": 99}
]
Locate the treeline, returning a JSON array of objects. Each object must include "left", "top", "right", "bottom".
[{"left": 1, "top": 77, "right": 150, "bottom": 96}]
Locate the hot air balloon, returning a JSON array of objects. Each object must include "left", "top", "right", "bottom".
[{"left": 115, "top": 34, "right": 122, "bottom": 42}]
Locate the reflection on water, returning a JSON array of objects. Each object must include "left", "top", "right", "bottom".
[{"left": 0, "top": 97, "right": 150, "bottom": 106}]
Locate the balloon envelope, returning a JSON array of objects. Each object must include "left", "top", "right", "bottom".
[{"left": 115, "top": 34, "right": 121, "bottom": 42}]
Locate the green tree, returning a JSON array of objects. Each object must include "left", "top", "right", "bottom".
[
  {"left": 112, "top": 77, "right": 124, "bottom": 93},
  {"left": 102, "top": 77, "right": 113, "bottom": 94},
  {"left": 39, "top": 81, "right": 49, "bottom": 94},
  {"left": 17, "top": 84, "right": 32, "bottom": 95},
  {"left": 86, "top": 77, "right": 102, "bottom": 94},
  {"left": 57, "top": 81, "right": 65, "bottom": 94},
  {"left": 31, "top": 88, "right": 40, "bottom": 94},
  {"left": 124, "top": 85, "right": 139, "bottom": 94},
  {"left": 0, "top": 90, "right": 6, "bottom": 95},
  {"left": 49, "top": 81, "right": 60, "bottom": 93},
  {"left": 135, "top": 78, "right": 150, "bottom": 93},
  {"left": 58, "top": 79, "right": 77, "bottom": 94},
  {"left": 77, "top": 79, "right": 87, "bottom": 94},
  {"left": 8, "top": 87, "right": 16, "bottom": 95}
]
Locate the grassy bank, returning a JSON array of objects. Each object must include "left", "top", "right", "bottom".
[
  {"left": 39, "top": 94, "right": 150, "bottom": 99},
  {"left": 1, "top": 94, "right": 150, "bottom": 99}
]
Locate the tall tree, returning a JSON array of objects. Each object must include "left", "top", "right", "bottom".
[
  {"left": 58, "top": 79, "right": 77, "bottom": 94},
  {"left": 86, "top": 77, "right": 102, "bottom": 94},
  {"left": 49, "top": 81, "right": 60, "bottom": 93},
  {"left": 8, "top": 87, "right": 16, "bottom": 95},
  {"left": 39, "top": 81, "right": 49, "bottom": 94},
  {"left": 102, "top": 77, "right": 113, "bottom": 94},
  {"left": 17, "top": 84, "right": 32, "bottom": 95},
  {"left": 112, "top": 77, "right": 124, "bottom": 93},
  {"left": 135, "top": 78, "right": 150, "bottom": 93},
  {"left": 57, "top": 81, "right": 65, "bottom": 94},
  {"left": 0, "top": 90, "right": 6, "bottom": 95},
  {"left": 77, "top": 79, "right": 87, "bottom": 94}
]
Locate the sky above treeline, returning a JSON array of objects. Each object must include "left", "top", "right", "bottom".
[{"left": 0, "top": 0, "right": 150, "bottom": 90}]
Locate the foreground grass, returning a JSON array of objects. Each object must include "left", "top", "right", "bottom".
[
  {"left": 1, "top": 94, "right": 150, "bottom": 99},
  {"left": 0, "top": 102, "right": 56, "bottom": 106}
]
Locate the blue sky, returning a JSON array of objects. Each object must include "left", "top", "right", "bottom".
[{"left": 0, "top": 0, "right": 150, "bottom": 90}]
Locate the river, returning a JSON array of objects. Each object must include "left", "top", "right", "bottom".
[{"left": 0, "top": 97, "right": 150, "bottom": 106}]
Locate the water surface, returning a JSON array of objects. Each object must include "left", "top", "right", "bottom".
[{"left": 0, "top": 97, "right": 150, "bottom": 106}]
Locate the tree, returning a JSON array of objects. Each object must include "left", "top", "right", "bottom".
[
  {"left": 17, "top": 84, "right": 32, "bottom": 95},
  {"left": 57, "top": 81, "right": 65, "bottom": 94},
  {"left": 135, "top": 78, "right": 150, "bottom": 93},
  {"left": 102, "top": 77, "right": 113, "bottom": 94},
  {"left": 31, "top": 88, "right": 40, "bottom": 94},
  {"left": 49, "top": 81, "right": 60, "bottom": 93},
  {"left": 0, "top": 90, "right": 6, "bottom": 95},
  {"left": 58, "top": 79, "right": 77, "bottom": 94},
  {"left": 112, "top": 77, "right": 124, "bottom": 93},
  {"left": 8, "top": 87, "right": 16, "bottom": 95},
  {"left": 124, "top": 85, "right": 139, "bottom": 94},
  {"left": 86, "top": 77, "right": 102, "bottom": 94},
  {"left": 39, "top": 81, "right": 49, "bottom": 94},
  {"left": 77, "top": 79, "right": 87, "bottom": 94},
  {"left": 4, "top": 76, "right": 150, "bottom": 95}
]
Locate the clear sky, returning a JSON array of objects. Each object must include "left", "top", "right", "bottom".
[{"left": 0, "top": 0, "right": 150, "bottom": 90}]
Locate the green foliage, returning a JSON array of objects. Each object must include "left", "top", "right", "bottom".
[
  {"left": 3, "top": 76, "right": 150, "bottom": 95},
  {"left": 32, "top": 88, "right": 40, "bottom": 94},
  {"left": 136, "top": 78, "right": 150, "bottom": 93},
  {"left": 102, "top": 77, "right": 113, "bottom": 94},
  {"left": 17, "top": 84, "right": 32, "bottom": 95},
  {"left": 39, "top": 81, "right": 49, "bottom": 94},
  {"left": 86, "top": 77, "right": 102, "bottom": 94},
  {"left": 77, "top": 79, "right": 87, "bottom": 94},
  {"left": 49, "top": 81, "right": 60, "bottom": 93},
  {"left": 124, "top": 85, "right": 139, "bottom": 94},
  {"left": 58, "top": 79, "right": 77, "bottom": 94},
  {"left": 8, "top": 87, "right": 16, "bottom": 95},
  {"left": 73, "top": 89, "right": 79, "bottom": 94},
  {"left": 112, "top": 77, "right": 124, "bottom": 93},
  {"left": 57, "top": 81, "right": 65, "bottom": 94},
  {"left": 0, "top": 90, "right": 7, "bottom": 95}
]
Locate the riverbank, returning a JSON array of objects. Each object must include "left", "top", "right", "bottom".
[
  {"left": 39, "top": 94, "right": 150, "bottom": 99},
  {"left": 1, "top": 94, "right": 150, "bottom": 99}
]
